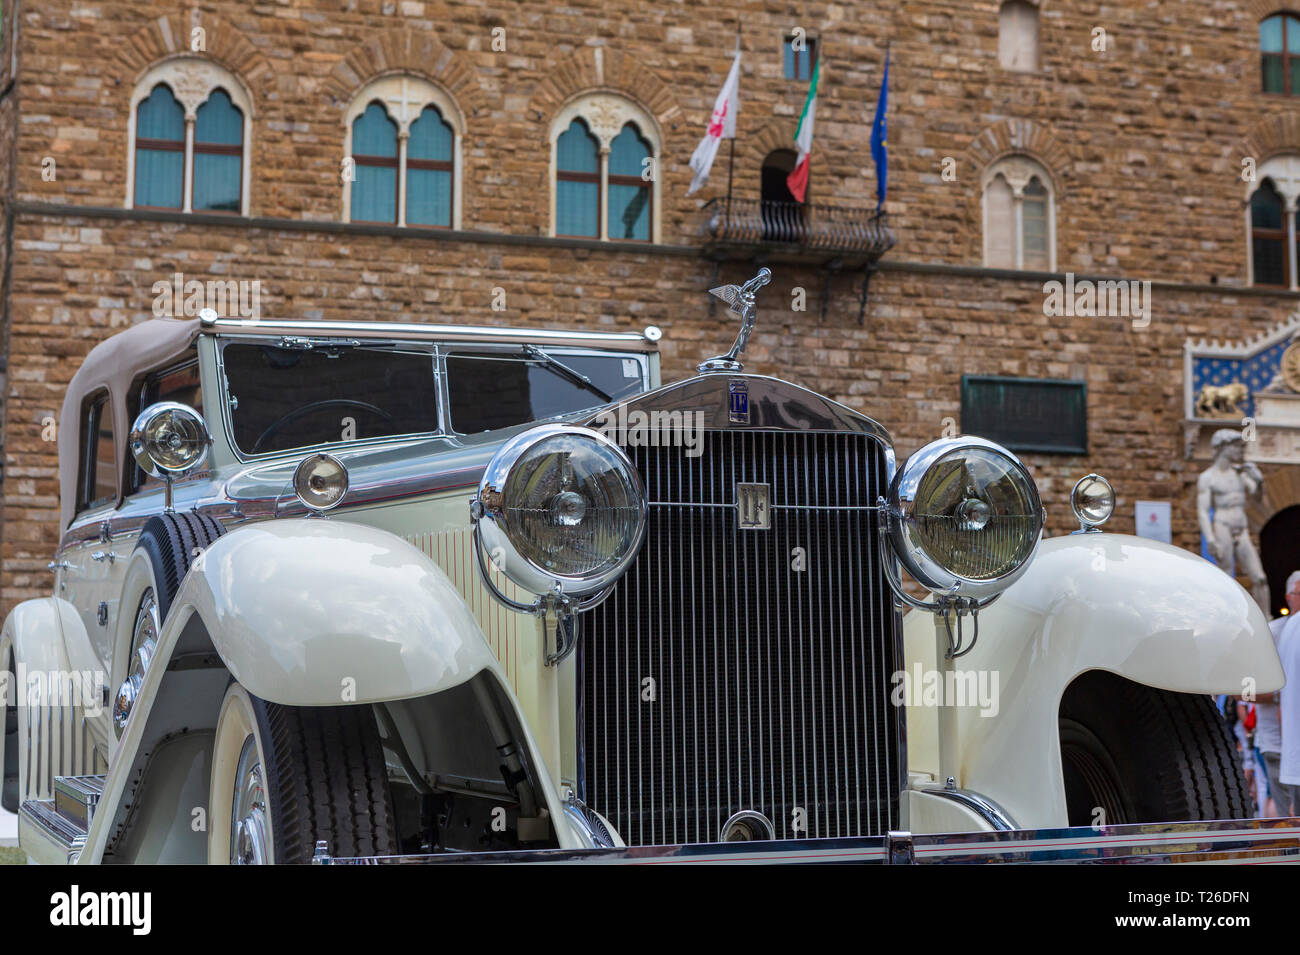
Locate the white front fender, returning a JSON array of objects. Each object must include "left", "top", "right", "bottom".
[
  {"left": 181, "top": 518, "right": 504, "bottom": 706},
  {"left": 82, "top": 519, "right": 586, "bottom": 858},
  {"left": 905, "top": 532, "right": 1282, "bottom": 829}
]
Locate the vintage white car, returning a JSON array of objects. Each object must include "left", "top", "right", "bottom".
[{"left": 1, "top": 271, "right": 1291, "bottom": 864}]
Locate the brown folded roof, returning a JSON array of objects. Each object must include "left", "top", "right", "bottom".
[{"left": 58, "top": 318, "right": 200, "bottom": 530}]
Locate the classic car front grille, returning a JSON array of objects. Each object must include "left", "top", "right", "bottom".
[{"left": 579, "top": 430, "right": 901, "bottom": 846}]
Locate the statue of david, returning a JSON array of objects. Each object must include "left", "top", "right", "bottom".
[{"left": 1197, "top": 429, "right": 1270, "bottom": 613}]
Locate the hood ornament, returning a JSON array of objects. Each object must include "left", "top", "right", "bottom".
[{"left": 699, "top": 267, "right": 772, "bottom": 373}]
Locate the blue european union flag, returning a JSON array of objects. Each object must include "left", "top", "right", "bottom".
[{"left": 871, "top": 47, "right": 890, "bottom": 213}]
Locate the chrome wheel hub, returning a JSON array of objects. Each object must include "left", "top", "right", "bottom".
[
  {"left": 113, "top": 588, "right": 159, "bottom": 738},
  {"left": 231, "top": 736, "right": 269, "bottom": 864}
]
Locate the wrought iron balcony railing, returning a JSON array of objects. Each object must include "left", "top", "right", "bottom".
[{"left": 703, "top": 197, "right": 896, "bottom": 259}]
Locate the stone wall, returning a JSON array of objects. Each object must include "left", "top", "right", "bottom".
[
  {"left": 9, "top": 1, "right": 1297, "bottom": 277},
  {"left": 5, "top": 0, "right": 1300, "bottom": 611}
]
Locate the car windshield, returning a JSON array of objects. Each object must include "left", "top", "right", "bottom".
[
  {"left": 222, "top": 341, "right": 440, "bottom": 455},
  {"left": 446, "top": 350, "right": 646, "bottom": 434}
]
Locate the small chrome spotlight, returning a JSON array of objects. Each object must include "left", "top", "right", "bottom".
[
  {"left": 293, "top": 452, "right": 349, "bottom": 514},
  {"left": 1071, "top": 473, "right": 1115, "bottom": 532}
]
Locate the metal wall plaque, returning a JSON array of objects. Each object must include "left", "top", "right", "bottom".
[{"left": 960, "top": 376, "right": 1088, "bottom": 455}]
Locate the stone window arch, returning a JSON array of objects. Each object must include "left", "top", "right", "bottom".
[
  {"left": 982, "top": 155, "right": 1056, "bottom": 270},
  {"left": 999, "top": 0, "right": 1040, "bottom": 72},
  {"left": 342, "top": 74, "right": 464, "bottom": 228},
  {"left": 549, "top": 93, "right": 661, "bottom": 242},
  {"left": 1247, "top": 155, "right": 1300, "bottom": 287},
  {"left": 127, "top": 57, "right": 254, "bottom": 215}
]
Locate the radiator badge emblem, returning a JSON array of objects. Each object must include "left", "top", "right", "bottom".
[
  {"left": 736, "top": 482, "right": 771, "bottom": 530},
  {"left": 729, "top": 379, "right": 749, "bottom": 423}
]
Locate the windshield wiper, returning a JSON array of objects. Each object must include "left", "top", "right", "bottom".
[{"left": 521, "top": 345, "right": 613, "bottom": 403}]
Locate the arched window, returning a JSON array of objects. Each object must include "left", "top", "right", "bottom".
[
  {"left": 1261, "top": 13, "right": 1300, "bottom": 94},
  {"left": 982, "top": 155, "right": 1055, "bottom": 270},
  {"left": 1252, "top": 180, "right": 1287, "bottom": 286},
  {"left": 342, "top": 75, "right": 464, "bottom": 228},
  {"left": 1247, "top": 157, "right": 1300, "bottom": 287},
  {"left": 760, "top": 149, "right": 801, "bottom": 241},
  {"left": 193, "top": 89, "right": 244, "bottom": 213},
  {"left": 127, "top": 58, "right": 253, "bottom": 215},
  {"left": 407, "top": 105, "right": 454, "bottom": 227},
  {"left": 556, "top": 119, "right": 600, "bottom": 238},
  {"left": 134, "top": 84, "right": 185, "bottom": 209},
  {"left": 608, "top": 124, "right": 652, "bottom": 241},
  {"left": 549, "top": 94, "right": 661, "bottom": 242},
  {"left": 999, "top": 0, "right": 1040, "bottom": 72},
  {"left": 351, "top": 102, "right": 399, "bottom": 224}
]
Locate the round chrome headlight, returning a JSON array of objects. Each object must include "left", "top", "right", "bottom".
[
  {"left": 130, "top": 401, "right": 210, "bottom": 477},
  {"left": 475, "top": 425, "right": 646, "bottom": 597},
  {"left": 888, "top": 436, "right": 1044, "bottom": 600},
  {"left": 293, "top": 452, "right": 349, "bottom": 511}
]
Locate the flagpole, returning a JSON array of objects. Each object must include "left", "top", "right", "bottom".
[{"left": 725, "top": 21, "right": 741, "bottom": 210}]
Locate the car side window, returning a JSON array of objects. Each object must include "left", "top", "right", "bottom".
[
  {"left": 128, "top": 357, "right": 202, "bottom": 493},
  {"left": 77, "top": 390, "right": 116, "bottom": 514}
]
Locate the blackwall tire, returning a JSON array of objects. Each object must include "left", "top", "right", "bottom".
[
  {"left": 208, "top": 683, "right": 397, "bottom": 864},
  {"left": 112, "top": 513, "right": 228, "bottom": 738},
  {"left": 133, "top": 512, "right": 227, "bottom": 624},
  {"left": 1058, "top": 670, "right": 1252, "bottom": 825}
]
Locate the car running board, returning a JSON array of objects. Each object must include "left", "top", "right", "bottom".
[{"left": 18, "top": 774, "right": 106, "bottom": 863}]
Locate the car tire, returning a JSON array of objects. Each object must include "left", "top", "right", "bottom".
[
  {"left": 134, "top": 512, "right": 227, "bottom": 624},
  {"left": 111, "top": 513, "right": 228, "bottom": 738},
  {"left": 208, "top": 682, "right": 397, "bottom": 864},
  {"left": 1058, "top": 670, "right": 1252, "bottom": 826}
]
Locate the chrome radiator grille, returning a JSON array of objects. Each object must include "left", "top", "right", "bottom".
[{"left": 578, "top": 430, "right": 901, "bottom": 846}]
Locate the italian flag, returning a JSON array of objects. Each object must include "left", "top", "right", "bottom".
[{"left": 786, "top": 55, "right": 819, "bottom": 203}]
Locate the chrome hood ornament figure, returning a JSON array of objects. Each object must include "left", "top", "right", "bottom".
[{"left": 699, "top": 267, "right": 772, "bottom": 373}]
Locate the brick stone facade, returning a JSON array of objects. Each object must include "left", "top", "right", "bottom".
[{"left": 3, "top": 0, "right": 1300, "bottom": 612}]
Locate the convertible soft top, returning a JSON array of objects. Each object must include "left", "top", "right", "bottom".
[{"left": 58, "top": 318, "right": 200, "bottom": 529}]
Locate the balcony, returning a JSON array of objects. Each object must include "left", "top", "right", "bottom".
[
  {"left": 703, "top": 197, "right": 895, "bottom": 261},
  {"left": 701, "top": 197, "right": 896, "bottom": 321}
]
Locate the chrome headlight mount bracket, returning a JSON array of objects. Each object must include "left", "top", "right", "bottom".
[
  {"left": 876, "top": 507, "right": 997, "bottom": 659},
  {"left": 469, "top": 517, "right": 615, "bottom": 667}
]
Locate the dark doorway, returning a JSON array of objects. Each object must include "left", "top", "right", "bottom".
[
  {"left": 760, "top": 149, "right": 802, "bottom": 242},
  {"left": 1260, "top": 504, "right": 1300, "bottom": 618}
]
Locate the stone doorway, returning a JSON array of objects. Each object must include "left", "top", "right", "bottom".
[{"left": 1261, "top": 504, "right": 1300, "bottom": 619}]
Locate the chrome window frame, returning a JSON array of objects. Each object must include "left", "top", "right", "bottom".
[
  {"left": 440, "top": 343, "right": 650, "bottom": 439},
  {"left": 213, "top": 334, "right": 446, "bottom": 464},
  {"left": 127, "top": 354, "right": 202, "bottom": 496},
  {"left": 212, "top": 335, "right": 652, "bottom": 463}
]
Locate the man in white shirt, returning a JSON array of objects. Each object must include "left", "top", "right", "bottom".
[
  {"left": 1263, "top": 609, "right": 1290, "bottom": 815},
  {"left": 1275, "top": 570, "right": 1300, "bottom": 815}
]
